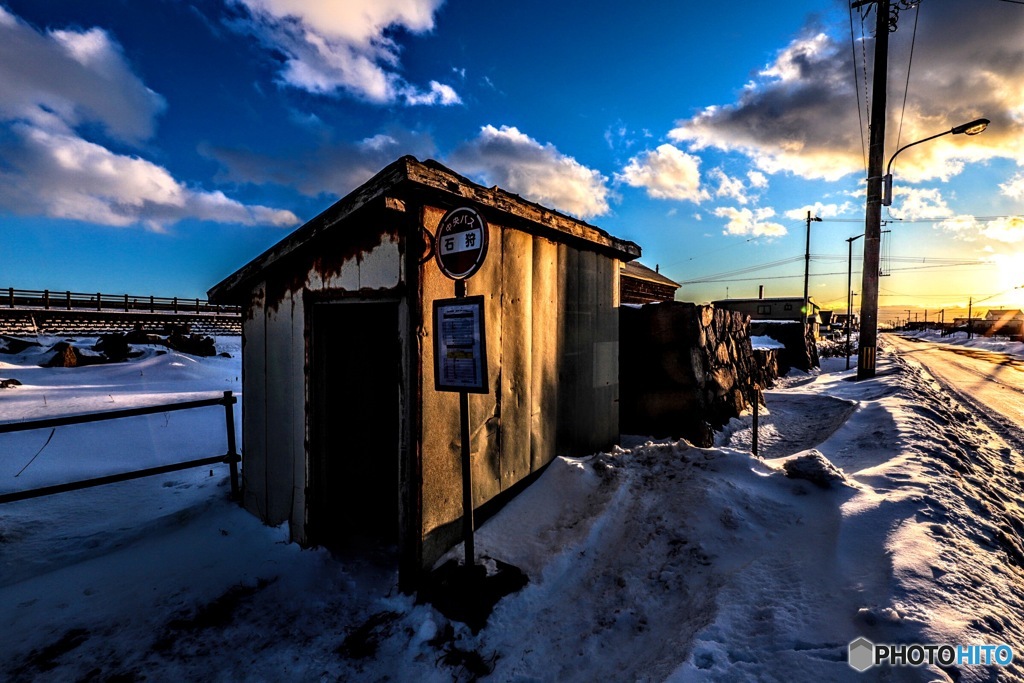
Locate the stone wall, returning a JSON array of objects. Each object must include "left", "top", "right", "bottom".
[
  {"left": 749, "top": 321, "right": 819, "bottom": 373},
  {"left": 620, "top": 302, "right": 769, "bottom": 447}
]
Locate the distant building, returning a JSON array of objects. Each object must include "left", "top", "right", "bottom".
[
  {"left": 981, "top": 309, "right": 1024, "bottom": 337},
  {"left": 713, "top": 295, "right": 820, "bottom": 334},
  {"left": 619, "top": 261, "right": 680, "bottom": 304}
]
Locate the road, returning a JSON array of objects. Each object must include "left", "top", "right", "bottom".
[{"left": 886, "top": 334, "right": 1024, "bottom": 445}]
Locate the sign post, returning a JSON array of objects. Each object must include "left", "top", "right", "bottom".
[{"left": 433, "top": 206, "right": 488, "bottom": 570}]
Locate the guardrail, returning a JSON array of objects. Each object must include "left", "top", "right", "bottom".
[
  {"left": 0, "top": 391, "right": 240, "bottom": 504},
  {"left": 5, "top": 287, "right": 240, "bottom": 316}
]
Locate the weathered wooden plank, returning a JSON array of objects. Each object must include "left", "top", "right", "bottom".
[
  {"left": 556, "top": 243, "right": 578, "bottom": 456},
  {"left": 576, "top": 249, "right": 598, "bottom": 452},
  {"left": 530, "top": 235, "right": 559, "bottom": 471},
  {"left": 466, "top": 220, "right": 502, "bottom": 507},
  {"left": 241, "top": 283, "right": 268, "bottom": 521},
  {"left": 417, "top": 205, "right": 461, "bottom": 556},
  {"left": 593, "top": 256, "right": 619, "bottom": 450},
  {"left": 500, "top": 228, "right": 532, "bottom": 490},
  {"left": 263, "top": 289, "right": 296, "bottom": 524},
  {"left": 289, "top": 294, "right": 306, "bottom": 541}
]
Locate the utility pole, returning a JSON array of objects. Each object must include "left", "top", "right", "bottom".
[
  {"left": 804, "top": 210, "right": 822, "bottom": 327},
  {"left": 968, "top": 297, "right": 973, "bottom": 339},
  {"left": 856, "top": 0, "right": 891, "bottom": 379}
]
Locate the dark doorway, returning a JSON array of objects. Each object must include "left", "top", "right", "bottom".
[{"left": 310, "top": 301, "right": 401, "bottom": 552}]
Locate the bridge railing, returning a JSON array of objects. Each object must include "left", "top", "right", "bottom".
[{"left": 5, "top": 288, "right": 240, "bottom": 316}]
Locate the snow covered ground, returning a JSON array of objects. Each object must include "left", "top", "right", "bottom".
[{"left": 2, "top": 333, "right": 1023, "bottom": 681}]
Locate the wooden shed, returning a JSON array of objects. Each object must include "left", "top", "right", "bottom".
[{"left": 208, "top": 156, "right": 640, "bottom": 589}]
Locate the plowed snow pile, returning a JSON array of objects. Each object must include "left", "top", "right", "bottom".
[{"left": 2, "top": 335, "right": 1023, "bottom": 682}]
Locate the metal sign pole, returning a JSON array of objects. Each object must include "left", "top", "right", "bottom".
[{"left": 454, "top": 278, "right": 476, "bottom": 568}]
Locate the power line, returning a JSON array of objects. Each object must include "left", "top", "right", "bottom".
[
  {"left": 893, "top": 1, "right": 921, "bottom": 159},
  {"left": 849, "top": 4, "right": 869, "bottom": 172}
]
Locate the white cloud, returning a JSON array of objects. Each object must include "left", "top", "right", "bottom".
[
  {"left": 933, "top": 214, "right": 1024, "bottom": 245},
  {"left": 0, "top": 125, "right": 299, "bottom": 231},
  {"left": 448, "top": 125, "right": 611, "bottom": 219},
  {"left": 617, "top": 144, "right": 710, "bottom": 203},
  {"left": 714, "top": 206, "right": 787, "bottom": 237},
  {"left": 0, "top": 7, "right": 165, "bottom": 144},
  {"left": 783, "top": 201, "right": 852, "bottom": 221},
  {"left": 887, "top": 187, "right": 953, "bottom": 221},
  {"left": 1000, "top": 173, "right": 1024, "bottom": 201},
  {"left": 668, "top": 4, "right": 1024, "bottom": 182},
  {"left": 982, "top": 217, "right": 1024, "bottom": 244},
  {"left": 935, "top": 215, "right": 982, "bottom": 242},
  {"left": 709, "top": 168, "right": 754, "bottom": 204},
  {"left": 232, "top": 0, "right": 460, "bottom": 106},
  {"left": 0, "top": 8, "right": 298, "bottom": 231},
  {"left": 747, "top": 171, "right": 768, "bottom": 189}
]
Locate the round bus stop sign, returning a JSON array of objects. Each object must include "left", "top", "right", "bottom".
[{"left": 435, "top": 207, "right": 488, "bottom": 280}]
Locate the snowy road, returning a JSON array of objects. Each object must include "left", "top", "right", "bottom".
[{"left": 886, "top": 333, "right": 1024, "bottom": 447}]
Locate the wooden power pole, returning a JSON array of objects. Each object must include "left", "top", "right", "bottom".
[{"left": 855, "top": 0, "right": 891, "bottom": 379}]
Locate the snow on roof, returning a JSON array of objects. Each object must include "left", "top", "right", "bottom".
[{"left": 751, "top": 335, "right": 786, "bottom": 350}]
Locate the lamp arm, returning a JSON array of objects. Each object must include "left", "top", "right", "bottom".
[{"left": 886, "top": 129, "right": 953, "bottom": 175}]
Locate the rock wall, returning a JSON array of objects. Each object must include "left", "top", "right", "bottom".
[
  {"left": 749, "top": 321, "right": 819, "bottom": 373},
  {"left": 620, "top": 302, "right": 768, "bottom": 447}
]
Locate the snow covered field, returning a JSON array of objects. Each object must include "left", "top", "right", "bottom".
[{"left": 2, "top": 333, "right": 1023, "bottom": 681}]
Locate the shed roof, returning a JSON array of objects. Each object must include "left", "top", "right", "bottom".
[
  {"left": 620, "top": 261, "right": 680, "bottom": 288},
  {"left": 208, "top": 156, "right": 641, "bottom": 303}
]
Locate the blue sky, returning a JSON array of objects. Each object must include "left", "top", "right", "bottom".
[{"left": 3, "top": 0, "right": 1023, "bottom": 320}]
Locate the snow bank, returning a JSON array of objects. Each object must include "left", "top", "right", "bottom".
[{"left": 2, "top": 334, "right": 1023, "bottom": 681}]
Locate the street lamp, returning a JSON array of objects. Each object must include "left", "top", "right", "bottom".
[
  {"left": 858, "top": 115, "right": 990, "bottom": 380},
  {"left": 883, "top": 118, "right": 990, "bottom": 206}
]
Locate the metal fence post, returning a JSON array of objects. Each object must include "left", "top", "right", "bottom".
[
  {"left": 751, "top": 385, "right": 760, "bottom": 457},
  {"left": 223, "top": 390, "right": 240, "bottom": 499}
]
